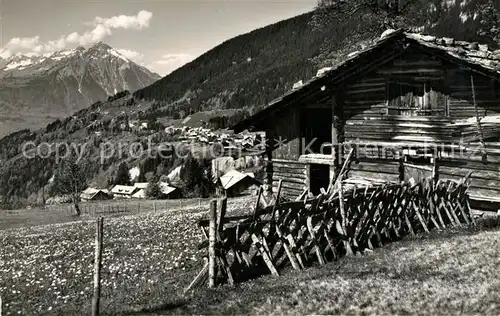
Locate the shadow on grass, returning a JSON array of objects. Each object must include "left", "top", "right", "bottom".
[
  {"left": 403, "top": 215, "right": 500, "bottom": 243},
  {"left": 121, "top": 299, "right": 189, "bottom": 315}
]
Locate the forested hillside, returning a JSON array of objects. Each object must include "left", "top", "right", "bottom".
[
  {"left": 135, "top": 0, "right": 500, "bottom": 121},
  {"left": 134, "top": 11, "right": 329, "bottom": 120}
]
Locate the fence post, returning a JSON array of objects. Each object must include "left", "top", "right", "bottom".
[
  {"left": 138, "top": 202, "right": 140, "bottom": 213},
  {"left": 208, "top": 199, "right": 217, "bottom": 288},
  {"left": 154, "top": 201, "right": 157, "bottom": 212},
  {"left": 432, "top": 149, "right": 439, "bottom": 184},
  {"left": 398, "top": 150, "right": 405, "bottom": 183},
  {"left": 92, "top": 217, "right": 104, "bottom": 316}
]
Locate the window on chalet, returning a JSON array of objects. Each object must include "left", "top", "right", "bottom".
[{"left": 386, "top": 79, "right": 448, "bottom": 116}]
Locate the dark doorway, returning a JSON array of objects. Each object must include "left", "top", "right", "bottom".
[
  {"left": 310, "top": 164, "right": 330, "bottom": 196},
  {"left": 301, "top": 108, "right": 332, "bottom": 155}
]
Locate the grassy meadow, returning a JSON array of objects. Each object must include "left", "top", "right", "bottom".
[{"left": 0, "top": 197, "right": 253, "bottom": 315}]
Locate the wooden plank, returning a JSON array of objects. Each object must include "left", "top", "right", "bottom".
[
  {"left": 273, "top": 173, "right": 308, "bottom": 182},
  {"left": 412, "top": 201, "right": 429, "bottom": 233},
  {"left": 404, "top": 211, "right": 416, "bottom": 236},
  {"left": 184, "top": 262, "right": 209, "bottom": 293},
  {"left": 295, "top": 189, "right": 309, "bottom": 201},
  {"left": 272, "top": 181, "right": 307, "bottom": 192},
  {"left": 286, "top": 234, "right": 305, "bottom": 269},
  {"left": 327, "top": 148, "right": 355, "bottom": 196},
  {"left": 430, "top": 195, "right": 446, "bottom": 229},
  {"left": 337, "top": 183, "right": 354, "bottom": 256},
  {"left": 217, "top": 198, "right": 227, "bottom": 231},
  {"left": 251, "top": 234, "right": 279, "bottom": 276},
  {"left": 457, "top": 201, "right": 471, "bottom": 225},
  {"left": 92, "top": 217, "right": 104, "bottom": 316},
  {"left": 272, "top": 160, "right": 309, "bottom": 168},
  {"left": 447, "top": 201, "right": 463, "bottom": 226},
  {"left": 208, "top": 200, "right": 217, "bottom": 288},
  {"left": 306, "top": 216, "right": 326, "bottom": 265},
  {"left": 253, "top": 187, "right": 263, "bottom": 222},
  {"left": 275, "top": 224, "right": 301, "bottom": 270},
  {"left": 438, "top": 199, "right": 457, "bottom": 227},
  {"left": 323, "top": 226, "right": 337, "bottom": 260},
  {"left": 350, "top": 162, "right": 401, "bottom": 174}
]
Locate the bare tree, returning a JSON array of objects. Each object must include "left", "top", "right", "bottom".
[{"left": 52, "top": 153, "right": 91, "bottom": 216}]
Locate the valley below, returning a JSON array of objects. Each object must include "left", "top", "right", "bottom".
[{"left": 0, "top": 115, "right": 60, "bottom": 138}]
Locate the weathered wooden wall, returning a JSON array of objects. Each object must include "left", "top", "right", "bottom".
[
  {"left": 349, "top": 159, "right": 401, "bottom": 183},
  {"left": 447, "top": 68, "right": 496, "bottom": 119},
  {"left": 440, "top": 142, "right": 500, "bottom": 199},
  {"left": 263, "top": 107, "right": 302, "bottom": 160},
  {"left": 267, "top": 159, "right": 308, "bottom": 199},
  {"left": 343, "top": 143, "right": 500, "bottom": 200},
  {"left": 339, "top": 49, "right": 500, "bottom": 200},
  {"left": 261, "top": 48, "right": 500, "bottom": 200},
  {"left": 342, "top": 51, "right": 500, "bottom": 143}
]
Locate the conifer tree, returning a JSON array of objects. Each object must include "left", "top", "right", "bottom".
[
  {"left": 115, "top": 162, "right": 131, "bottom": 185},
  {"left": 146, "top": 175, "right": 163, "bottom": 199}
]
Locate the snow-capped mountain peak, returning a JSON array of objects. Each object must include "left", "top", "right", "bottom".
[
  {"left": 84, "top": 42, "right": 129, "bottom": 63},
  {"left": 0, "top": 42, "right": 145, "bottom": 72},
  {"left": 0, "top": 42, "right": 161, "bottom": 135}
]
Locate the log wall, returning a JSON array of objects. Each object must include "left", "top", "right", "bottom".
[
  {"left": 440, "top": 142, "right": 500, "bottom": 199},
  {"left": 340, "top": 49, "right": 500, "bottom": 200},
  {"left": 342, "top": 52, "right": 500, "bottom": 143},
  {"left": 264, "top": 107, "right": 301, "bottom": 160},
  {"left": 447, "top": 68, "right": 496, "bottom": 119},
  {"left": 267, "top": 159, "right": 308, "bottom": 199},
  {"left": 343, "top": 142, "right": 500, "bottom": 200},
  {"left": 263, "top": 48, "right": 500, "bottom": 200}
]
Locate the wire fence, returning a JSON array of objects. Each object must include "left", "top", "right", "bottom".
[{"left": 44, "top": 198, "right": 210, "bottom": 217}]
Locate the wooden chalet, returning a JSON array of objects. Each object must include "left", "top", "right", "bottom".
[
  {"left": 217, "top": 170, "right": 261, "bottom": 197},
  {"left": 233, "top": 30, "right": 500, "bottom": 207},
  {"left": 80, "top": 188, "right": 112, "bottom": 202},
  {"left": 110, "top": 185, "right": 139, "bottom": 199}
]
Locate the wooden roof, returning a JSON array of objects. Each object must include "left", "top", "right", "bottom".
[{"left": 233, "top": 29, "right": 500, "bottom": 133}]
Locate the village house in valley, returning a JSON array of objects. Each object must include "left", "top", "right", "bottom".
[
  {"left": 80, "top": 188, "right": 112, "bottom": 202},
  {"left": 233, "top": 30, "right": 500, "bottom": 208},
  {"left": 110, "top": 185, "right": 138, "bottom": 199},
  {"left": 131, "top": 182, "right": 181, "bottom": 199},
  {"left": 217, "top": 169, "right": 261, "bottom": 197}
]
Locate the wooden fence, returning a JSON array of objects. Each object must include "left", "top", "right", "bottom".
[{"left": 188, "top": 176, "right": 474, "bottom": 290}]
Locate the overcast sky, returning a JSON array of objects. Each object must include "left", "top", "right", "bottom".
[{"left": 0, "top": 0, "right": 316, "bottom": 76}]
